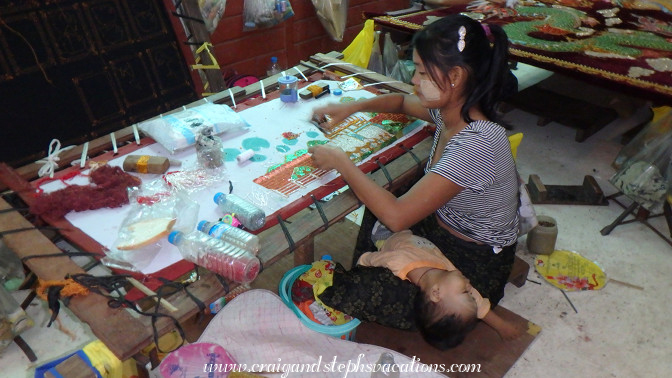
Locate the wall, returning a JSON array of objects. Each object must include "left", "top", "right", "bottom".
[{"left": 168, "top": 0, "right": 410, "bottom": 93}]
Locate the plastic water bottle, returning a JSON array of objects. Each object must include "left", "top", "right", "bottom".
[
  {"left": 266, "top": 56, "right": 282, "bottom": 77},
  {"left": 168, "top": 231, "right": 261, "bottom": 284},
  {"left": 213, "top": 192, "right": 266, "bottom": 231},
  {"left": 198, "top": 220, "right": 260, "bottom": 255},
  {"left": 371, "top": 352, "right": 400, "bottom": 378}
]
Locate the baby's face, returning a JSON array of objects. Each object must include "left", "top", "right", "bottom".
[{"left": 436, "top": 271, "right": 477, "bottom": 317}]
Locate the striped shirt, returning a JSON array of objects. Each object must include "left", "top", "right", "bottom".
[{"left": 426, "top": 109, "right": 519, "bottom": 248}]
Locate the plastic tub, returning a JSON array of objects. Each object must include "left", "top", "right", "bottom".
[{"left": 278, "top": 265, "right": 360, "bottom": 340}]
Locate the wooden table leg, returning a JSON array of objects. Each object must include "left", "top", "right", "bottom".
[
  {"left": 293, "top": 238, "right": 315, "bottom": 266},
  {"left": 664, "top": 201, "right": 672, "bottom": 238}
]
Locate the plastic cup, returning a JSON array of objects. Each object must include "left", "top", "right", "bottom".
[{"left": 278, "top": 76, "right": 298, "bottom": 103}]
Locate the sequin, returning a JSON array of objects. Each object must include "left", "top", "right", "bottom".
[
  {"left": 596, "top": 7, "right": 619, "bottom": 17},
  {"left": 628, "top": 66, "right": 655, "bottom": 78},
  {"left": 647, "top": 58, "right": 672, "bottom": 72}
]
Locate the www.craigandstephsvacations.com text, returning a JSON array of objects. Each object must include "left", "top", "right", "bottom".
[{"left": 202, "top": 354, "right": 481, "bottom": 377}]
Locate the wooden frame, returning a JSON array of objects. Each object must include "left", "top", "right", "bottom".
[{"left": 0, "top": 54, "right": 432, "bottom": 364}]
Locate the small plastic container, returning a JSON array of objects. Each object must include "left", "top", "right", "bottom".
[
  {"left": 196, "top": 126, "right": 225, "bottom": 169},
  {"left": 526, "top": 215, "right": 558, "bottom": 255},
  {"left": 278, "top": 265, "right": 360, "bottom": 340},
  {"left": 278, "top": 76, "right": 298, "bottom": 103}
]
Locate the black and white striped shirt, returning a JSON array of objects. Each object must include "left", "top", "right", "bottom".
[{"left": 426, "top": 109, "right": 519, "bottom": 249}]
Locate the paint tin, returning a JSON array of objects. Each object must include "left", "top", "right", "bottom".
[{"left": 278, "top": 76, "right": 298, "bottom": 103}]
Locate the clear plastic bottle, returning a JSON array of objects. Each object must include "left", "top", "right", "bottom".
[
  {"left": 371, "top": 352, "right": 401, "bottom": 378},
  {"left": 198, "top": 220, "right": 260, "bottom": 255},
  {"left": 213, "top": 192, "right": 266, "bottom": 231},
  {"left": 168, "top": 231, "right": 260, "bottom": 284},
  {"left": 266, "top": 56, "right": 282, "bottom": 77},
  {"left": 196, "top": 126, "right": 225, "bottom": 169}
]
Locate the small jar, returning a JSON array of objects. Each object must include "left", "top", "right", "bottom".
[
  {"left": 278, "top": 75, "right": 298, "bottom": 103},
  {"left": 526, "top": 215, "right": 558, "bottom": 255},
  {"left": 196, "top": 126, "right": 224, "bottom": 169}
]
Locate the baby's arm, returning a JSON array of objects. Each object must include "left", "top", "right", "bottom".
[{"left": 482, "top": 310, "right": 525, "bottom": 341}]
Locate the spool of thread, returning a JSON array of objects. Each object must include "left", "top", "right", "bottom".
[
  {"left": 236, "top": 149, "right": 255, "bottom": 163},
  {"left": 123, "top": 155, "right": 172, "bottom": 174}
]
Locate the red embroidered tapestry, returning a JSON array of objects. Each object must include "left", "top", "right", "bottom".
[{"left": 371, "top": 1, "right": 672, "bottom": 103}]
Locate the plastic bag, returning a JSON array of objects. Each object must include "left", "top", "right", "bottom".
[
  {"left": 367, "top": 31, "right": 384, "bottom": 74},
  {"left": 102, "top": 181, "right": 199, "bottom": 272},
  {"left": 382, "top": 32, "right": 415, "bottom": 84},
  {"left": 610, "top": 130, "right": 671, "bottom": 212},
  {"left": 138, "top": 102, "right": 249, "bottom": 154},
  {"left": 342, "top": 19, "right": 375, "bottom": 68},
  {"left": 613, "top": 106, "right": 672, "bottom": 169},
  {"left": 199, "top": 0, "right": 227, "bottom": 33},
  {"left": 518, "top": 176, "right": 538, "bottom": 235},
  {"left": 311, "top": 0, "right": 348, "bottom": 42},
  {"left": 243, "top": 0, "right": 294, "bottom": 31},
  {"left": 0, "top": 243, "right": 25, "bottom": 291},
  {"left": 382, "top": 32, "right": 399, "bottom": 77},
  {"left": 0, "top": 285, "right": 33, "bottom": 352}
]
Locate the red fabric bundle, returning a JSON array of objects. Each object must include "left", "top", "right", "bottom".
[{"left": 30, "top": 165, "right": 141, "bottom": 219}]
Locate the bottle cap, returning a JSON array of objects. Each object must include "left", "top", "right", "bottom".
[
  {"left": 214, "top": 192, "right": 225, "bottom": 204},
  {"left": 271, "top": 56, "right": 278, "bottom": 63},
  {"left": 197, "top": 220, "right": 208, "bottom": 231},
  {"left": 167, "top": 231, "right": 182, "bottom": 245},
  {"left": 321, "top": 254, "right": 332, "bottom": 261},
  {"left": 332, "top": 88, "right": 342, "bottom": 96},
  {"left": 278, "top": 75, "right": 297, "bottom": 84}
]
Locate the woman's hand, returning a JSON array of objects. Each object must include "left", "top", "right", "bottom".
[
  {"left": 312, "top": 102, "right": 358, "bottom": 130},
  {"left": 308, "top": 144, "right": 349, "bottom": 171}
]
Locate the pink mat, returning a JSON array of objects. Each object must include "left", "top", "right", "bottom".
[{"left": 196, "top": 289, "right": 444, "bottom": 377}]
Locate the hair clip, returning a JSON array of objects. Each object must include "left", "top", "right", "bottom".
[
  {"left": 457, "top": 26, "right": 467, "bottom": 52},
  {"left": 481, "top": 23, "right": 491, "bottom": 38}
]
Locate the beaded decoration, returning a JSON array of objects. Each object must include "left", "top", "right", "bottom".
[{"left": 253, "top": 113, "right": 418, "bottom": 196}]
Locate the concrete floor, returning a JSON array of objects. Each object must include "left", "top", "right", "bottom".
[
  {"left": 3, "top": 74, "right": 672, "bottom": 377},
  {"left": 502, "top": 104, "right": 672, "bottom": 377}
]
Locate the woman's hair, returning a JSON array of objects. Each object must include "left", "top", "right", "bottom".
[
  {"left": 414, "top": 291, "right": 478, "bottom": 350},
  {"left": 412, "top": 14, "right": 512, "bottom": 123}
]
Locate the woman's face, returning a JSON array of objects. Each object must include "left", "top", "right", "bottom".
[{"left": 411, "top": 50, "right": 450, "bottom": 107}]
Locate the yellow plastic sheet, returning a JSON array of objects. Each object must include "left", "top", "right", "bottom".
[{"left": 535, "top": 250, "right": 607, "bottom": 291}]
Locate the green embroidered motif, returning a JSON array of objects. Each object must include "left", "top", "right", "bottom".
[
  {"left": 504, "top": 6, "right": 672, "bottom": 56},
  {"left": 291, "top": 166, "right": 314, "bottom": 180}
]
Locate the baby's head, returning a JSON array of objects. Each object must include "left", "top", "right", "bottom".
[{"left": 414, "top": 269, "right": 479, "bottom": 349}]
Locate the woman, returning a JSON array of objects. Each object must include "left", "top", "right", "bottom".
[{"left": 308, "top": 14, "right": 519, "bottom": 306}]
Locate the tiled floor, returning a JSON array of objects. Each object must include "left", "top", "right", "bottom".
[{"left": 3, "top": 74, "right": 672, "bottom": 377}]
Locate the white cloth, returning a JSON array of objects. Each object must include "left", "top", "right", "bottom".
[{"left": 197, "top": 289, "right": 444, "bottom": 377}]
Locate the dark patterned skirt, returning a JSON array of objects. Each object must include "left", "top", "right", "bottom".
[{"left": 353, "top": 208, "right": 516, "bottom": 306}]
